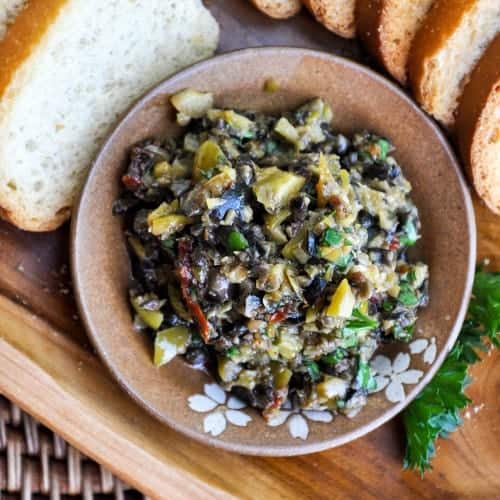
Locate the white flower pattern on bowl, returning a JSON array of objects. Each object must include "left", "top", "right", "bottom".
[
  {"left": 409, "top": 336, "right": 437, "bottom": 364},
  {"left": 266, "top": 400, "right": 333, "bottom": 440},
  {"left": 370, "top": 352, "right": 424, "bottom": 403},
  {"left": 188, "top": 383, "right": 251, "bottom": 436}
]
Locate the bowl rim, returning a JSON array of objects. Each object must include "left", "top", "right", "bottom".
[{"left": 71, "top": 46, "right": 477, "bottom": 456}]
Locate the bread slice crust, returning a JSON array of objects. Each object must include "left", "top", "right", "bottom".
[
  {"left": 250, "top": 0, "right": 302, "bottom": 19},
  {"left": 456, "top": 35, "right": 500, "bottom": 214},
  {"left": 302, "top": 0, "right": 356, "bottom": 38},
  {"left": 356, "top": 0, "right": 436, "bottom": 84}
]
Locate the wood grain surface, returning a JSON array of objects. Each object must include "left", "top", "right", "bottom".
[{"left": 0, "top": 1, "right": 499, "bottom": 497}]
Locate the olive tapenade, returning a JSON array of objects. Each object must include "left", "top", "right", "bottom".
[{"left": 113, "top": 90, "right": 429, "bottom": 420}]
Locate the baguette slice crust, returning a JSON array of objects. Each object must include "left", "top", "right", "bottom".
[
  {"left": 356, "top": 0, "right": 436, "bottom": 84},
  {"left": 302, "top": 0, "right": 356, "bottom": 38},
  {"left": 0, "top": 0, "right": 219, "bottom": 231},
  {"left": 0, "top": 0, "right": 28, "bottom": 40},
  {"left": 456, "top": 35, "right": 500, "bottom": 214},
  {"left": 408, "top": 0, "right": 500, "bottom": 128},
  {"left": 250, "top": 0, "right": 302, "bottom": 19}
]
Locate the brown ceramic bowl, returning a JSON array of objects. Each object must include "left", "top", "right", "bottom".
[{"left": 71, "top": 48, "right": 476, "bottom": 456}]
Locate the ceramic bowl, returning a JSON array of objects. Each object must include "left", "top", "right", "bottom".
[{"left": 71, "top": 48, "right": 476, "bottom": 456}]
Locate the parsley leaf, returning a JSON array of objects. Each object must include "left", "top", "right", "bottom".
[
  {"left": 322, "top": 228, "right": 342, "bottom": 246},
  {"left": 400, "top": 219, "right": 418, "bottom": 247},
  {"left": 304, "top": 359, "right": 321, "bottom": 382},
  {"left": 398, "top": 282, "right": 419, "bottom": 306},
  {"left": 403, "top": 271, "right": 500, "bottom": 473},
  {"left": 343, "top": 308, "right": 379, "bottom": 335}
]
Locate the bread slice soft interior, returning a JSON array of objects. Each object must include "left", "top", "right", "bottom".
[
  {"left": 0, "top": 0, "right": 219, "bottom": 231},
  {"left": 250, "top": 0, "right": 302, "bottom": 19},
  {"left": 408, "top": 0, "right": 500, "bottom": 128},
  {"left": 302, "top": 0, "right": 356, "bottom": 38},
  {"left": 456, "top": 34, "right": 500, "bottom": 214},
  {"left": 356, "top": 0, "right": 436, "bottom": 84}
]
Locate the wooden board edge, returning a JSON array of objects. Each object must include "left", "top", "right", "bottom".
[{"left": 0, "top": 294, "right": 232, "bottom": 499}]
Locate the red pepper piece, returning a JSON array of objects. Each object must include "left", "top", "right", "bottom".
[
  {"left": 178, "top": 265, "right": 211, "bottom": 343},
  {"left": 177, "top": 240, "right": 211, "bottom": 342},
  {"left": 121, "top": 175, "right": 141, "bottom": 190},
  {"left": 389, "top": 236, "right": 400, "bottom": 251},
  {"left": 269, "top": 305, "right": 290, "bottom": 323}
]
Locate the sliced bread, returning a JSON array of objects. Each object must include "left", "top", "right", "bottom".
[
  {"left": 302, "top": 0, "right": 356, "bottom": 38},
  {"left": 356, "top": 0, "right": 436, "bottom": 84},
  {"left": 0, "top": 0, "right": 219, "bottom": 231},
  {"left": 408, "top": 0, "right": 500, "bottom": 128},
  {"left": 250, "top": 0, "right": 302, "bottom": 19},
  {"left": 456, "top": 34, "right": 500, "bottom": 214}
]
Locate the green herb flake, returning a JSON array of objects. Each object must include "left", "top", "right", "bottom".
[
  {"left": 322, "top": 228, "right": 343, "bottom": 246},
  {"left": 162, "top": 238, "right": 176, "bottom": 250},
  {"left": 226, "top": 346, "right": 239, "bottom": 358},
  {"left": 400, "top": 219, "right": 418, "bottom": 247},
  {"left": 356, "top": 360, "right": 377, "bottom": 391},
  {"left": 265, "top": 140, "right": 278, "bottom": 155},
  {"left": 343, "top": 308, "right": 379, "bottom": 335},
  {"left": 377, "top": 139, "right": 390, "bottom": 160},
  {"left": 408, "top": 269, "right": 417, "bottom": 283},
  {"left": 322, "top": 348, "right": 346, "bottom": 365},
  {"left": 335, "top": 252, "right": 352, "bottom": 271},
  {"left": 382, "top": 299, "right": 395, "bottom": 312},
  {"left": 304, "top": 359, "right": 321, "bottom": 382},
  {"left": 398, "top": 283, "right": 419, "bottom": 306},
  {"left": 227, "top": 230, "right": 249, "bottom": 252}
]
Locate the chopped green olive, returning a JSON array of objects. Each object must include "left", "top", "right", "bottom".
[
  {"left": 227, "top": 230, "right": 249, "bottom": 251},
  {"left": 154, "top": 326, "right": 190, "bottom": 367},
  {"left": 131, "top": 296, "right": 164, "bottom": 330}
]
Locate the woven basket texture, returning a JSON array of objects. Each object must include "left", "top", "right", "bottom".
[{"left": 0, "top": 396, "right": 144, "bottom": 499}]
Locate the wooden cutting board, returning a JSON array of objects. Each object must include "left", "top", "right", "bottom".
[{"left": 0, "top": 1, "right": 499, "bottom": 497}]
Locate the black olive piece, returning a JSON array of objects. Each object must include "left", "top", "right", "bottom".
[
  {"left": 206, "top": 269, "right": 230, "bottom": 302},
  {"left": 335, "top": 134, "right": 350, "bottom": 155},
  {"left": 112, "top": 194, "right": 140, "bottom": 215},
  {"left": 306, "top": 231, "right": 317, "bottom": 257},
  {"left": 253, "top": 383, "right": 275, "bottom": 409},
  {"left": 169, "top": 179, "right": 191, "bottom": 198},
  {"left": 132, "top": 209, "right": 151, "bottom": 238},
  {"left": 363, "top": 161, "right": 391, "bottom": 180},
  {"left": 304, "top": 275, "right": 327, "bottom": 305},
  {"left": 184, "top": 347, "right": 211, "bottom": 369},
  {"left": 348, "top": 151, "right": 358, "bottom": 164},
  {"left": 290, "top": 194, "right": 310, "bottom": 221},
  {"left": 358, "top": 210, "right": 376, "bottom": 228},
  {"left": 231, "top": 386, "right": 257, "bottom": 407}
]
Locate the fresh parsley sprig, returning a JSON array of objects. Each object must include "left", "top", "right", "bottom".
[{"left": 402, "top": 271, "right": 500, "bottom": 472}]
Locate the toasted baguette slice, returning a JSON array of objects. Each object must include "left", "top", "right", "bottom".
[
  {"left": 356, "top": 0, "right": 436, "bottom": 84},
  {"left": 302, "top": 0, "right": 356, "bottom": 38},
  {"left": 250, "top": 0, "right": 302, "bottom": 19},
  {"left": 0, "top": 0, "right": 219, "bottom": 231},
  {"left": 408, "top": 0, "right": 500, "bottom": 128},
  {"left": 456, "top": 35, "right": 500, "bottom": 214}
]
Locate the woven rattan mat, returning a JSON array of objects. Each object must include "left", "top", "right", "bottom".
[{"left": 0, "top": 396, "right": 144, "bottom": 499}]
